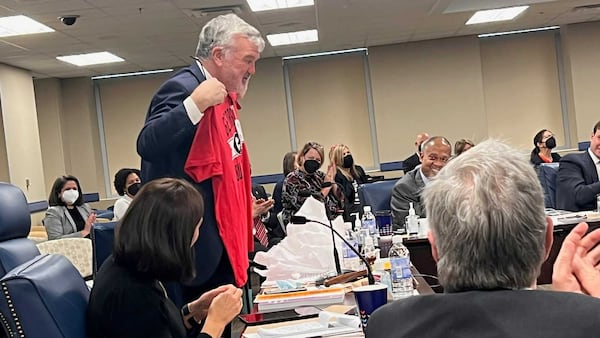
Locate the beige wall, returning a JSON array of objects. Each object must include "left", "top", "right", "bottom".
[
  {"left": 561, "top": 21, "right": 600, "bottom": 142},
  {"left": 288, "top": 53, "right": 375, "bottom": 168},
  {"left": 26, "top": 20, "right": 600, "bottom": 193},
  {"left": 0, "top": 102, "right": 9, "bottom": 182},
  {"left": 59, "top": 77, "right": 105, "bottom": 195},
  {"left": 35, "top": 78, "right": 66, "bottom": 195},
  {"left": 0, "top": 64, "right": 46, "bottom": 201},
  {"left": 97, "top": 73, "right": 169, "bottom": 195},
  {"left": 369, "top": 36, "right": 487, "bottom": 161},
  {"left": 239, "top": 57, "right": 290, "bottom": 175},
  {"left": 481, "top": 31, "right": 563, "bottom": 149}
]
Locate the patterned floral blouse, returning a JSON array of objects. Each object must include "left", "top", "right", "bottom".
[{"left": 281, "top": 169, "right": 343, "bottom": 226}]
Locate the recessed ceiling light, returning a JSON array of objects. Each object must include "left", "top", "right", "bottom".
[
  {"left": 267, "top": 29, "right": 318, "bottom": 46},
  {"left": 478, "top": 25, "right": 560, "bottom": 38},
  {"left": 56, "top": 52, "right": 125, "bottom": 67},
  {"left": 466, "top": 6, "right": 529, "bottom": 25},
  {"left": 247, "top": 0, "right": 314, "bottom": 12},
  {"left": 0, "top": 15, "right": 54, "bottom": 37}
]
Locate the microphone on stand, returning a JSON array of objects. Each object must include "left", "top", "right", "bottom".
[{"left": 290, "top": 215, "right": 375, "bottom": 285}]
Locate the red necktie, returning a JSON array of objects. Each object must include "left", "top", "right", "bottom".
[{"left": 254, "top": 217, "right": 269, "bottom": 247}]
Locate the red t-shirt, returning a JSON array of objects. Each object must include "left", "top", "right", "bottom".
[{"left": 184, "top": 93, "right": 253, "bottom": 287}]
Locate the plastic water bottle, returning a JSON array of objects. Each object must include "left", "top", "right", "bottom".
[
  {"left": 406, "top": 202, "right": 419, "bottom": 237},
  {"left": 388, "top": 235, "right": 414, "bottom": 299},
  {"left": 361, "top": 236, "right": 377, "bottom": 269},
  {"left": 362, "top": 206, "right": 377, "bottom": 237},
  {"left": 597, "top": 194, "right": 600, "bottom": 213},
  {"left": 342, "top": 224, "right": 360, "bottom": 271}
]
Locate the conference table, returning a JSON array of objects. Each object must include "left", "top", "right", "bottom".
[
  {"left": 238, "top": 269, "right": 433, "bottom": 337},
  {"left": 404, "top": 215, "right": 600, "bottom": 290}
]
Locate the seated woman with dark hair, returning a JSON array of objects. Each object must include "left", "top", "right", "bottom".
[
  {"left": 87, "top": 178, "right": 241, "bottom": 338},
  {"left": 531, "top": 129, "right": 561, "bottom": 166},
  {"left": 43, "top": 175, "right": 96, "bottom": 240},
  {"left": 112, "top": 168, "right": 141, "bottom": 221},
  {"left": 272, "top": 151, "right": 298, "bottom": 215},
  {"left": 282, "top": 141, "right": 343, "bottom": 226},
  {"left": 329, "top": 144, "right": 368, "bottom": 222}
]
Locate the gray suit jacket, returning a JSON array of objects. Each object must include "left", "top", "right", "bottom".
[
  {"left": 43, "top": 204, "right": 92, "bottom": 240},
  {"left": 391, "top": 167, "right": 426, "bottom": 228}
]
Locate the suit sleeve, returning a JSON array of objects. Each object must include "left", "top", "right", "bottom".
[
  {"left": 137, "top": 79, "right": 197, "bottom": 161},
  {"left": 390, "top": 179, "right": 418, "bottom": 227},
  {"left": 557, "top": 159, "right": 600, "bottom": 209}
]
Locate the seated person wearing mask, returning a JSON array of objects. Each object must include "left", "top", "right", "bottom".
[
  {"left": 368, "top": 140, "right": 600, "bottom": 338},
  {"left": 44, "top": 175, "right": 96, "bottom": 240},
  {"left": 391, "top": 136, "right": 451, "bottom": 228},
  {"left": 557, "top": 121, "right": 600, "bottom": 211},
  {"left": 329, "top": 144, "right": 369, "bottom": 222},
  {"left": 530, "top": 129, "right": 561, "bottom": 166},
  {"left": 281, "top": 141, "right": 343, "bottom": 226},
  {"left": 113, "top": 168, "right": 141, "bottom": 221}
]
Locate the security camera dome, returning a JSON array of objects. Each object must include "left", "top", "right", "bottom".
[{"left": 59, "top": 15, "right": 79, "bottom": 26}]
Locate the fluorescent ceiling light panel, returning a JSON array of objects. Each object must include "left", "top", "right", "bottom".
[
  {"left": 247, "top": 0, "right": 313, "bottom": 12},
  {"left": 267, "top": 29, "right": 318, "bottom": 46},
  {"left": 0, "top": 15, "right": 54, "bottom": 37},
  {"left": 91, "top": 68, "right": 174, "bottom": 80},
  {"left": 56, "top": 52, "right": 125, "bottom": 67},
  {"left": 466, "top": 5, "right": 529, "bottom": 25},
  {"left": 478, "top": 25, "right": 559, "bottom": 38}
]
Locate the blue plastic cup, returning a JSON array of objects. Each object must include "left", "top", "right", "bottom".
[{"left": 353, "top": 284, "right": 388, "bottom": 332}]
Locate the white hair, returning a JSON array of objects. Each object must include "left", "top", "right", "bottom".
[
  {"left": 423, "top": 139, "right": 547, "bottom": 292},
  {"left": 195, "top": 14, "right": 265, "bottom": 59}
]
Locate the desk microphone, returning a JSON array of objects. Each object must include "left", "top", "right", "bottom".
[
  {"left": 298, "top": 186, "right": 343, "bottom": 276},
  {"left": 290, "top": 215, "right": 375, "bottom": 285}
]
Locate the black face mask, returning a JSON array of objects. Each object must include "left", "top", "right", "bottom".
[
  {"left": 303, "top": 160, "right": 320, "bottom": 174},
  {"left": 545, "top": 136, "right": 556, "bottom": 149},
  {"left": 127, "top": 182, "right": 141, "bottom": 196},
  {"left": 343, "top": 154, "right": 354, "bottom": 168}
]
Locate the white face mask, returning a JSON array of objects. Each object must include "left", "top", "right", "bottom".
[{"left": 62, "top": 189, "right": 79, "bottom": 205}]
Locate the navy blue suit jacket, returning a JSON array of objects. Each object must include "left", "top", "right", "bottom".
[
  {"left": 137, "top": 63, "right": 227, "bottom": 287},
  {"left": 556, "top": 151, "right": 600, "bottom": 211}
]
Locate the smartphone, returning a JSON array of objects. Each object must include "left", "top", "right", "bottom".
[{"left": 238, "top": 306, "right": 321, "bottom": 326}]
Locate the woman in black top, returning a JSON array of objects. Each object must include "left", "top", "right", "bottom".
[
  {"left": 329, "top": 144, "right": 369, "bottom": 222},
  {"left": 87, "top": 178, "right": 241, "bottom": 338},
  {"left": 272, "top": 151, "right": 297, "bottom": 215},
  {"left": 531, "top": 129, "right": 561, "bottom": 166}
]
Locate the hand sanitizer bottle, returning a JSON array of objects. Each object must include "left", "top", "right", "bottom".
[{"left": 406, "top": 202, "right": 419, "bottom": 236}]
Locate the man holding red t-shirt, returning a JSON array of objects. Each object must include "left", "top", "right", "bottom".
[{"left": 137, "top": 13, "right": 265, "bottom": 314}]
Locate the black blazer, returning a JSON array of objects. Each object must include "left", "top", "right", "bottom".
[
  {"left": 556, "top": 151, "right": 600, "bottom": 211},
  {"left": 251, "top": 184, "right": 284, "bottom": 247},
  {"left": 402, "top": 153, "right": 420, "bottom": 174}
]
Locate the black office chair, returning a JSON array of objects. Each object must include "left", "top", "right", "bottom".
[{"left": 0, "top": 182, "right": 40, "bottom": 278}]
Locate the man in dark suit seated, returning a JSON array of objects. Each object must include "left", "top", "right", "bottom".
[
  {"left": 391, "top": 136, "right": 451, "bottom": 228},
  {"left": 368, "top": 140, "right": 600, "bottom": 338},
  {"left": 402, "top": 132, "right": 429, "bottom": 174},
  {"left": 556, "top": 120, "right": 600, "bottom": 211}
]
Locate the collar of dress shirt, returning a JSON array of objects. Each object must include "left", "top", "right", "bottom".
[{"left": 196, "top": 60, "right": 213, "bottom": 80}]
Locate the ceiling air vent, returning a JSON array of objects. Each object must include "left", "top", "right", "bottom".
[{"left": 186, "top": 5, "right": 243, "bottom": 18}]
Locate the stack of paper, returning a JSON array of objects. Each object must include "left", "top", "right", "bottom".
[{"left": 254, "top": 287, "right": 346, "bottom": 312}]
